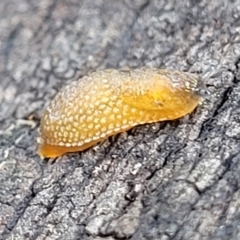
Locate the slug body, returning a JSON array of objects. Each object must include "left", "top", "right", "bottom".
[{"left": 38, "top": 68, "right": 202, "bottom": 158}]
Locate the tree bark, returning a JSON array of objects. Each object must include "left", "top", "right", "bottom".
[{"left": 1, "top": 0, "right": 240, "bottom": 239}]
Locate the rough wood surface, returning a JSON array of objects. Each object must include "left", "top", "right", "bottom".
[{"left": 1, "top": 0, "right": 240, "bottom": 239}]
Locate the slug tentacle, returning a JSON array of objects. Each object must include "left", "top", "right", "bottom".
[{"left": 37, "top": 68, "right": 203, "bottom": 158}]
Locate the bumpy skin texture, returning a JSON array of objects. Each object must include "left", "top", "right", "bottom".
[{"left": 37, "top": 68, "right": 202, "bottom": 158}]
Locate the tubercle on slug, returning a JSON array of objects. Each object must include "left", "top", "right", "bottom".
[{"left": 37, "top": 68, "right": 204, "bottom": 158}]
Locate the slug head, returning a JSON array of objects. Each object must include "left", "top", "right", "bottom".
[{"left": 121, "top": 69, "right": 204, "bottom": 120}]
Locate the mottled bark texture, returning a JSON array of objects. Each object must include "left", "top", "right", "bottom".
[{"left": 1, "top": 0, "right": 240, "bottom": 239}]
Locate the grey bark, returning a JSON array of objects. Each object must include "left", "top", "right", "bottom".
[{"left": 1, "top": 0, "right": 240, "bottom": 239}]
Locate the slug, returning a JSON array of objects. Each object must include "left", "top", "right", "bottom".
[{"left": 37, "top": 68, "right": 203, "bottom": 158}]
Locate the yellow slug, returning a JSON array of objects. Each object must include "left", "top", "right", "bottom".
[{"left": 37, "top": 68, "right": 203, "bottom": 158}]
